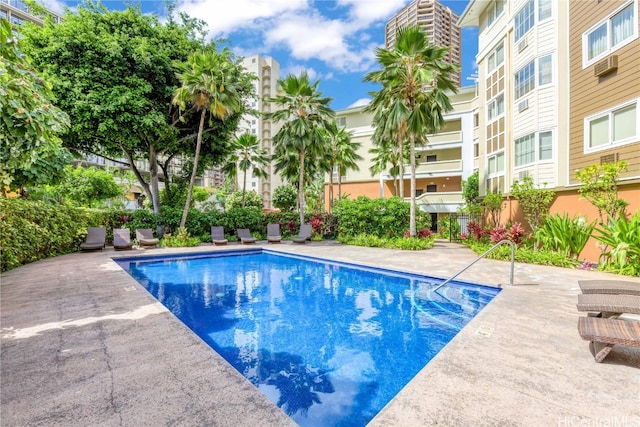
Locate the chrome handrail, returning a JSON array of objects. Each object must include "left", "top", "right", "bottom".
[{"left": 432, "top": 239, "right": 515, "bottom": 291}]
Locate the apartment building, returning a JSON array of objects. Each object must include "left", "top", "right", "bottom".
[
  {"left": 385, "top": 0, "right": 462, "bottom": 87},
  {"left": 459, "top": 0, "right": 640, "bottom": 260},
  {"left": 331, "top": 87, "right": 478, "bottom": 230},
  {"left": 238, "top": 55, "right": 283, "bottom": 209},
  {"left": 0, "top": 0, "right": 62, "bottom": 25}
]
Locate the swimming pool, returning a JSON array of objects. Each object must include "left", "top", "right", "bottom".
[{"left": 118, "top": 249, "right": 499, "bottom": 426}]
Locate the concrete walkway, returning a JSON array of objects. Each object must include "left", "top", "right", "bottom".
[{"left": 1, "top": 241, "right": 639, "bottom": 426}]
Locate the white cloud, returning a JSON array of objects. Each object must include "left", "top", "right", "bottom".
[
  {"left": 337, "top": 0, "right": 407, "bottom": 27},
  {"left": 42, "top": 0, "right": 70, "bottom": 15},
  {"left": 347, "top": 98, "right": 371, "bottom": 108}
]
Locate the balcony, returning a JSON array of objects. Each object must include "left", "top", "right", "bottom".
[
  {"left": 414, "top": 159, "right": 462, "bottom": 176},
  {"left": 423, "top": 130, "right": 462, "bottom": 147},
  {"left": 414, "top": 191, "right": 464, "bottom": 213}
]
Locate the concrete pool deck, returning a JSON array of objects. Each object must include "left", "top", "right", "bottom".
[{"left": 1, "top": 241, "right": 639, "bottom": 426}]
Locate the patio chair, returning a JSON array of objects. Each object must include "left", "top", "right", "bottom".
[
  {"left": 113, "top": 228, "right": 133, "bottom": 251},
  {"left": 80, "top": 227, "right": 106, "bottom": 251},
  {"left": 136, "top": 228, "right": 159, "bottom": 248},
  {"left": 266, "top": 223, "right": 281, "bottom": 244},
  {"left": 577, "top": 293, "right": 640, "bottom": 318},
  {"left": 578, "top": 316, "right": 640, "bottom": 362},
  {"left": 237, "top": 228, "right": 257, "bottom": 244},
  {"left": 211, "top": 226, "right": 228, "bottom": 245},
  {"left": 578, "top": 280, "right": 640, "bottom": 296},
  {"left": 292, "top": 224, "right": 312, "bottom": 244}
]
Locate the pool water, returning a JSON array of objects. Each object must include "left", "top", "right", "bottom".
[{"left": 121, "top": 250, "right": 499, "bottom": 426}]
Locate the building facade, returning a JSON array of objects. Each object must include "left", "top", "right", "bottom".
[
  {"left": 1, "top": 0, "right": 62, "bottom": 26},
  {"left": 331, "top": 87, "right": 478, "bottom": 230},
  {"left": 385, "top": 0, "right": 462, "bottom": 87},
  {"left": 458, "top": 0, "right": 640, "bottom": 261}
]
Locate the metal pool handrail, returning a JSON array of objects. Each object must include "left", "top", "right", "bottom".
[{"left": 432, "top": 239, "right": 515, "bottom": 292}]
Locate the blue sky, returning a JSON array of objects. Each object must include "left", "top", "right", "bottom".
[{"left": 51, "top": 0, "right": 478, "bottom": 111}]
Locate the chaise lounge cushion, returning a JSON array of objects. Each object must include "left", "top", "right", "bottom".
[
  {"left": 80, "top": 227, "right": 106, "bottom": 251},
  {"left": 136, "top": 228, "right": 159, "bottom": 248},
  {"left": 237, "top": 228, "right": 257, "bottom": 244},
  {"left": 578, "top": 316, "right": 640, "bottom": 362},
  {"left": 211, "top": 226, "right": 228, "bottom": 245}
]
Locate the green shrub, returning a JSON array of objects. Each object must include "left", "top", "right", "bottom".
[
  {"left": 593, "top": 212, "right": 640, "bottom": 276},
  {"left": 337, "top": 234, "right": 434, "bottom": 250},
  {"left": 333, "top": 196, "right": 430, "bottom": 238},
  {"left": 535, "top": 213, "right": 596, "bottom": 258},
  {"left": 272, "top": 185, "right": 297, "bottom": 211},
  {"left": 438, "top": 216, "right": 461, "bottom": 239},
  {"left": 224, "top": 190, "right": 263, "bottom": 210},
  {"left": 463, "top": 240, "right": 579, "bottom": 268},
  {"left": 161, "top": 228, "right": 201, "bottom": 247}
]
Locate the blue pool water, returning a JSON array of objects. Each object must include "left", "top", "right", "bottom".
[{"left": 119, "top": 250, "right": 499, "bottom": 426}]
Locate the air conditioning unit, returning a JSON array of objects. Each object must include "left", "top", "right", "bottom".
[
  {"left": 594, "top": 55, "right": 618, "bottom": 77},
  {"left": 518, "top": 99, "right": 529, "bottom": 112},
  {"left": 517, "top": 39, "right": 528, "bottom": 53}
]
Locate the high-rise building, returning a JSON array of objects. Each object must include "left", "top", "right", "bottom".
[
  {"left": 385, "top": 0, "right": 462, "bottom": 87},
  {"left": 239, "top": 55, "right": 283, "bottom": 209},
  {"left": 0, "top": 0, "right": 62, "bottom": 25}
]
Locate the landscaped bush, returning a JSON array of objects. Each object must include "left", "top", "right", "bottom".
[
  {"left": 333, "top": 196, "right": 430, "bottom": 238},
  {"left": 593, "top": 212, "right": 640, "bottom": 277},
  {"left": 535, "top": 213, "right": 596, "bottom": 259},
  {"left": 0, "top": 198, "right": 109, "bottom": 271},
  {"left": 337, "top": 234, "right": 434, "bottom": 250},
  {"left": 464, "top": 240, "right": 579, "bottom": 268}
]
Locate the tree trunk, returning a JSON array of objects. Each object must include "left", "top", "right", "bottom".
[
  {"left": 298, "top": 151, "right": 305, "bottom": 226},
  {"left": 398, "top": 140, "right": 405, "bottom": 199},
  {"left": 409, "top": 135, "right": 416, "bottom": 237},
  {"left": 328, "top": 161, "right": 334, "bottom": 214},
  {"left": 180, "top": 109, "right": 206, "bottom": 230},
  {"left": 338, "top": 167, "right": 342, "bottom": 200},
  {"left": 149, "top": 145, "right": 161, "bottom": 215},
  {"left": 122, "top": 149, "right": 154, "bottom": 211},
  {"left": 242, "top": 168, "right": 247, "bottom": 208}
]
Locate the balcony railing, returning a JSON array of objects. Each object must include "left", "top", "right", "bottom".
[
  {"left": 422, "top": 130, "right": 462, "bottom": 146},
  {"left": 414, "top": 159, "right": 462, "bottom": 175}
]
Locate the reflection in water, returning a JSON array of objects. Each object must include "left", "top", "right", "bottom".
[{"left": 125, "top": 252, "right": 499, "bottom": 427}]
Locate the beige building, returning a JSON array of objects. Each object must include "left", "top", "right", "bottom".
[
  {"left": 385, "top": 0, "right": 462, "bottom": 87},
  {"left": 239, "top": 55, "right": 284, "bottom": 209},
  {"left": 0, "top": 0, "right": 62, "bottom": 25},
  {"left": 331, "top": 87, "right": 478, "bottom": 230},
  {"left": 458, "top": 0, "right": 640, "bottom": 261}
]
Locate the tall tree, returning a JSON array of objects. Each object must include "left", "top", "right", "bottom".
[
  {"left": 265, "top": 72, "right": 334, "bottom": 225},
  {"left": 0, "top": 18, "right": 70, "bottom": 194},
  {"left": 19, "top": 6, "right": 243, "bottom": 214},
  {"left": 324, "top": 122, "right": 362, "bottom": 212},
  {"left": 173, "top": 48, "right": 252, "bottom": 229},
  {"left": 369, "top": 137, "right": 405, "bottom": 197},
  {"left": 364, "top": 26, "right": 458, "bottom": 236},
  {"left": 222, "top": 133, "right": 269, "bottom": 207}
]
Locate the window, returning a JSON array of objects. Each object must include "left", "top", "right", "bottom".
[
  {"left": 486, "top": 0, "right": 505, "bottom": 27},
  {"left": 426, "top": 185, "right": 437, "bottom": 193},
  {"left": 473, "top": 113, "right": 479, "bottom": 128},
  {"left": 585, "top": 100, "right": 638, "bottom": 151},
  {"left": 487, "top": 42, "right": 504, "bottom": 74},
  {"left": 538, "top": 0, "right": 552, "bottom": 21},
  {"left": 538, "top": 55, "right": 552, "bottom": 86},
  {"left": 426, "top": 155, "right": 437, "bottom": 163},
  {"left": 488, "top": 94, "right": 504, "bottom": 122},
  {"left": 515, "top": 0, "right": 535, "bottom": 42},
  {"left": 515, "top": 131, "right": 553, "bottom": 166},
  {"left": 583, "top": 2, "right": 637, "bottom": 65},
  {"left": 515, "top": 55, "right": 552, "bottom": 100},
  {"left": 487, "top": 152, "right": 505, "bottom": 176},
  {"left": 515, "top": 61, "right": 535, "bottom": 99},
  {"left": 515, "top": 134, "right": 535, "bottom": 166}
]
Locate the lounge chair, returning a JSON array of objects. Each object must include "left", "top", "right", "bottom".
[
  {"left": 578, "top": 316, "right": 640, "bottom": 362},
  {"left": 113, "top": 228, "right": 133, "bottom": 251},
  {"left": 237, "top": 228, "right": 257, "bottom": 244},
  {"left": 292, "top": 224, "right": 312, "bottom": 244},
  {"left": 577, "top": 293, "right": 640, "bottom": 318},
  {"left": 136, "top": 228, "right": 159, "bottom": 248},
  {"left": 211, "top": 226, "right": 228, "bottom": 245},
  {"left": 80, "top": 227, "right": 106, "bottom": 251},
  {"left": 267, "top": 223, "right": 281, "bottom": 244},
  {"left": 578, "top": 280, "right": 640, "bottom": 296}
]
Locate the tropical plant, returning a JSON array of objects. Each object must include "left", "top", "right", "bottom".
[
  {"left": 593, "top": 212, "right": 640, "bottom": 276},
  {"left": 369, "top": 137, "right": 405, "bottom": 196},
  {"left": 460, "top": 171, "right": 482, "bottom": 217},
  {"left": 173, "top": 47, "right": 251, "bottom": 230},
  {"left": 576, "top": 161, "right": 629, "bottom": 225},
  {"left": 510, "top": 175, "right": 556, "bottom": 234},
  {"left": 438, "top": 216, "right": 461, "bottom": 240},
  {"left": 224, "top": 190, "right": 263, "bottom": 210},
  {"left": 364, "top": 25, "right": 458, "bottom": 236},
  {"left": 222, "top": 133, "right": 269, "bottom": 207},
  {"left": 324, "top": 121, "right": 362, "bottom": 212},
  {"left": 265, "top": 72, "right": 334, "bottom": 225},
  {"left": 482, "top": 192, "right": 503, "bottom": 227},
  {"left": 0, "top": 18, "right": 70, "bottom": 193},
  {"left": 272, "top": 185, "right": 298, "bottom": 211},
  {"left": 535, "top": 213, "right": 596, "bottom": 259}
]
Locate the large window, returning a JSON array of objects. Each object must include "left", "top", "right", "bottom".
[
  {"left": 515, "top": 0, "right": 535, "bottom": 42},
  {"left": 538, "top": 0, "right": 552, "bottom": 21},
  {"left": 585, "top": 100, "right": 638, "bottom": 151},
  {"left": 487, "top": 42, "right": 504, "bottom": 74},
  {"left": 487, "top": 94, "right": 504, "bottom": 122},
  {"left": 515, "top": 131, "right": 553, "bottom": 166},
  {"left": 514, "top": 54, "right": 553, "bottom": 100},
  {"left": 583, "top": 2, "right": 637, "bottom": 65},
  {"left": 487, "top": 151, "right": 505, "bottom": 176},
  {"left": 486, "top": 0, "right": 505, "bottom": 28}
]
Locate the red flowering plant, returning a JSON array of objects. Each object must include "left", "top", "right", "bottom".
[
  {"left": 310, "top": 215, "right": 323, "bottom": 235},
  {"left": 404, "top": 228, "right": 433, "bottom": 239},
  {"left": 466, "top": 221, "right": 486, "bottom": 241},
  {"left": 507, "top": 222, "right": 525, "bottom": 245},
  {"left": 489, "top": 225, "right": 507, "bottom": 243}
]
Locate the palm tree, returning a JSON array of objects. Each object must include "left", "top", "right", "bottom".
[
  {"left": 222, "top": 133, "right": 269, "bottom": 207},
  {"left": 369, "top": 137, "right": 406, "bottom": 197},
  {"left": 172, "top": 47, "right": 246, "bottom": 230},
  {"left": 265, "top": 72, "right": 334, "bottom": 225},
  {"left": 324, "top": 122, "right": 362, "bottom": 211},
  {"left": 364, "top": 26, "right": 458, "bottom": 236}
]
